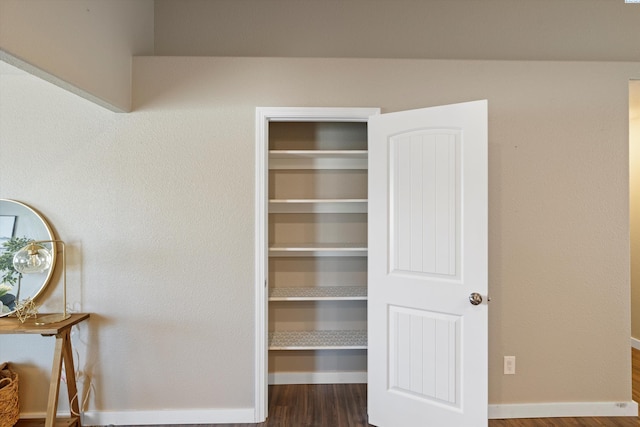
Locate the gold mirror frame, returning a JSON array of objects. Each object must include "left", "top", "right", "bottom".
[{"left": 0, "top": 199, "right": 56, "bottom": 317}]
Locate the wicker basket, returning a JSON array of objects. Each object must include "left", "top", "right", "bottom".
[{"left": 0, "top": 362, "right": 19, "bottom": 427}]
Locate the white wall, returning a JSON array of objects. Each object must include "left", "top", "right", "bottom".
[
  {"left": 0, "top": 0, "right": 154, "bottom": 112},
  {"left": 1, "top": 56, "right": 639, "bottom": 423}
]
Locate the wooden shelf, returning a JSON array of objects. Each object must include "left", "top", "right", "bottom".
[
  {"left": 269, "top": 199, "right": 367, "bottom": 213},
  {"left": 1, "top": 314, "right": 90, "bottom": 427},
  {"left": 0, "top": 313, "right": 90, "bottom": 335},
  {"left": 269, "top": 243, "right": 367, "bottom": 257},
  {"left": 269, "top": 150, "right": 367, "bottom": 169},
  {"left": 269, "top": 330, "right": 367, "bottom": 350},
  {"left": 269, "top": 286, "right": 367, "bottom": 301}
]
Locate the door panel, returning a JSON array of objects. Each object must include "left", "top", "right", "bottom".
[
  {"left": 391, "top": 129, "right": 460, "bottom": 278},
  {"left": 389, "top": 305, "right": 461, "bottom": 406},
  {"left": 368, "top": 100, "right": 488, "bottom": 427}
]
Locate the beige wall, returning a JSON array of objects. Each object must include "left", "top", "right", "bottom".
[
  {"left": 1, "top": 56, "right": 638, "bottom": 419},
  {"left": 0, "top": 0, "right": 154, "bottom": 112},
  {"left": 154, "top": 0, "right": 640, "bottom": 61},
  {"left": 631, "top": 81, "right": 640, "bottom": 340}
]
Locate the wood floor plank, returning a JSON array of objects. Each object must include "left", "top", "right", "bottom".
[{"left": 633, "top": 348, "right": 640, "bottom": 405}]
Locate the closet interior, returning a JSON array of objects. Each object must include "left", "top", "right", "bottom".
[{"left": 267, "top": 118, "right": 371, "bottom": 384}]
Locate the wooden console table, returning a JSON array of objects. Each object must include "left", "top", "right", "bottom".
[{"left": 0, "top": 313, "right": 90, "bottom": 427}]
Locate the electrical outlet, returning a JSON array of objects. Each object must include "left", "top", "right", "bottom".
[{"left": 504, "top": 356, "right": 516, "bottom": 375}]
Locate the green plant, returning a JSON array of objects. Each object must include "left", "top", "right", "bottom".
[
  {"left": 0, "top": 236, "right": 32, "bottom": 286},
  {"left": 0, "top": 283, "right": 11, "bottom": 297}
]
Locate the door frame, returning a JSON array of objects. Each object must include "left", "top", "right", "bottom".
[{"left": 254, "top": 107, "right": 380, "bottom": 421}]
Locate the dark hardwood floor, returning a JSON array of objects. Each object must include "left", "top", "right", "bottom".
[
  {"left": 210, "top": 386, "right": 640, "bottom": 427},
  {"left": 126, "top": 350, "right": 640, "bottom": 426},
  {"left": 633, "top": 348, "right": 640, "bottom": 406},
  {"left": 211, "top": 380, "right": 640, "bottom": 427}
]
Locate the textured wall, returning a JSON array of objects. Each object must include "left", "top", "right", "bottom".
[{"left": 1, "top": 56, "right": 638, "bottom": 420}]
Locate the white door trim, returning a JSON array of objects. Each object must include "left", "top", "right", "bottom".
[{"left": 254, "top": 108, "right": 269, "bottom": 422}]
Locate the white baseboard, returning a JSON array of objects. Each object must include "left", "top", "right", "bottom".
[
  {"left": 489, "top": 401, "right": 638, "bottom": 419},
  {"left": 269, "top": 371, "right": 367, "bottom": 385},
  {"left": 28, "top": 398, "right": 638, "bottom": 424},
  {"left": 80, "top": 408, "right": 256, "bottom": 426},
  {"left": 631, "top": 337, "right": 640, "bottom": 350}
]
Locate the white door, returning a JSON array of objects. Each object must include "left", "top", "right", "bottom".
[{"left": 368, "top": 100, "right": 488, "bottom": 427}]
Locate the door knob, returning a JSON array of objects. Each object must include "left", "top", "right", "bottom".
[{"left": 469, "top": 293, "right": 483, "bottom": 305}]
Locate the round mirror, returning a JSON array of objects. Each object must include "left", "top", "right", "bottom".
[{"left": 0, "top": 199, "right": 56, "bottom": 317}]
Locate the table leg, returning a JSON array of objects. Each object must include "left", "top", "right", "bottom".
[
  {"left": 45, "top": 332, "right": 65, "bottom": 427},
  {"left": 62, "top": 328, "right": 82, "bottom": 426}
]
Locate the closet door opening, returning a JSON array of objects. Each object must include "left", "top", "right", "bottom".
[{"left": 255, "top": 108, "right": 379, "bottom": 420}]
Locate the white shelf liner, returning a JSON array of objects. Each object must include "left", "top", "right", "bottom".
[
  {"left": 269, "top": 330, "right": 368, "bottom": 350},
  {"left": 269, "top": 286, "right": 367, "bottom": 301}
]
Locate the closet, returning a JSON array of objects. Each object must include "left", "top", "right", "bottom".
[
  {"left": 256, "top": 107, "right": 379, "bottom": 386},
  {"left": 256, "top": 101, "right": 489, "bottom": 426}
]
